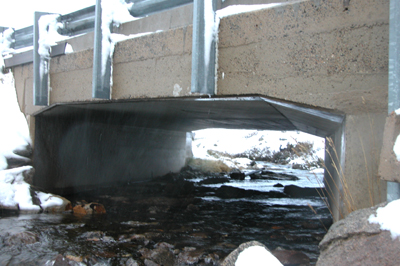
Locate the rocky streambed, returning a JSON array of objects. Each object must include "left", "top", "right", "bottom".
[{"left": 0, "top": 165, "right": 332, "bottom": 266}]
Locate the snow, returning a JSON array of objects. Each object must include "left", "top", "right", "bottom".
[
  {"left": 216, "top": 4, "right": 284, "bottom": 19},
  {"left": 38, "top": 14, "right": 64, "bottom": 59},
  {"left": 0, "top": 74, "right": 31, "bottom": 171},
  {"left": 204, "top": 0, "right": 217, "bottom": 68},
  {"left": 369, "top": 199, "right": 400, "bottom": 240},
  {"left": 0, "top": 28, "right": 15, "bottom": 76},
  {"left": 14, "top": 182, "right": 41, "bottom": 212},
  {"left": 0, "top": 166, "right": 41, "bottom": 212},
  {"left": 36, "top": 192, "right": 64, "bottom": 209},
  {"left": 394, "top": 134, "right": 400, "bottom": 161},
  {"left": 100, "top": 0, "right": 134, "bottom": 78},
  {"left": 235, "top": 246, "right": 283, "bottom": 266},
  {"left": 0, "top": 73, "right": 66, "bottom": 212},
  {"left": 192, "top": 129, "right": 325, "bottom": 164}
]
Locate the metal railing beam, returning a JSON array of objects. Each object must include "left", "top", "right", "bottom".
[{"left": 126, "top": 0, "right": 193, "bottom": 17}]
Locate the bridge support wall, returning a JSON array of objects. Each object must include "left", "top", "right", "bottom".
[{"left": 33, "top": 115, "right": 190, "bottom": 194}]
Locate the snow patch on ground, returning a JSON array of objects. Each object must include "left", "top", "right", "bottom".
[
  {"left": 369, "top": 199, "right": 400, "bottom": 240},
  {"left": 0, "top": 74, "right": 31, "bottom": 171},
  {"left": 192, "top": 129, "right": 325, "bottom": 168},
  {"left": 0, "top": 73, "right": 66, "bottom": 212},
  {"left": 37, "top": 192, "right": 65, "bottom": 209},
  {"left": 235, "top": 246, "right": 283, "bottom": 266}
]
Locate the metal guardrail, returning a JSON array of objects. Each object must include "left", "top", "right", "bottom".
[{"left": 2, "top": 0, "right": 281, "bottom": 105}]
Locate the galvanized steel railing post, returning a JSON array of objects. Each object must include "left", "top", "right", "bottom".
[
  {"left": 92, "top": 0, "right": 112, "bottom": 99},
  {"left": 191, "top": 0, "right": 217, "bottom": 95},
  {"left": 387, "top": 0, "right": 400, "bottom": 201},
  {"left": 33, "top": 12, "right": 51, "bottom": 106}
]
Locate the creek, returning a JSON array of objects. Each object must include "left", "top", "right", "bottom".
[{"left": 0, "top": 162, "right": 332, "bottom": 266}]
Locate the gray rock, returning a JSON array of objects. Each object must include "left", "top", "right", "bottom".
[
  {"left": 125, "top": 258, "right": 139, "bottom": 266},
  {"left": 317, "top": 201, "right": 400, "bottom": 266},
  {"left": 271, "top": 248, "right": 310, "bottom": 266},
  {"left": 283, "top": 185, "right": 325, "bottom": 198},
  {"left": 6, "top": 231, "right": 39, "bottom": 245}
]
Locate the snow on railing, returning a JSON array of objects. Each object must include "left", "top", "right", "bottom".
[{"left": 0, "top": 0, "right": 287, "bottom": 105}]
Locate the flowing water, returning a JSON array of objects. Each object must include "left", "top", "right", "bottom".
[{"left": 0, "top": 163, "right": 332, "bottom": 266}]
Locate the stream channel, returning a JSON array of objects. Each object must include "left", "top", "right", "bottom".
[{"left": 0, "top": 162, "right": 332, "bottom": 266}]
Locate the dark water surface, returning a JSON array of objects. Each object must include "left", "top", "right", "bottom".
[{"left": 0, "top": 167, "right": 332, "bottom": 265}]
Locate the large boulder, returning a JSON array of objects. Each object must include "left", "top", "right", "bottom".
[{"left": 317, "top": 201, "right": 400, "bottom": 266}]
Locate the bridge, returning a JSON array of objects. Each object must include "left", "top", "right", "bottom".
[{"left": 2, "top": 0, "right": 395, "bottom": 221}]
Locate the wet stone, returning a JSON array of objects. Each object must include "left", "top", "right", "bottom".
[
  {"left": 6, "top": 231, "right": 39, "bottom": 245},
  {"left": 271, "top": 248, "right": 310, "bottom": 266}
]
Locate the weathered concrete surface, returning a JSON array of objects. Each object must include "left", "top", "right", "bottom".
[
  {"left": 217, "top": 0, "right": 389, "bottom": 216},
  {"left": 10, "top": 0, "right": 390, "bottom": 218},
  {"left": 33, "top": 115, "right": 189, "bottom": 193},
  {"left": 217, "top": 0, "right": 389, "bottom": 115}
]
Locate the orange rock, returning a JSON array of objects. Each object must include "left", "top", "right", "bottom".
[
  {"left": 92, "top": 203, "right": 106, "bottom": 214},
  {"left": 65, "top": 255, "right": 83, "bottom": 262},
  {"left": 73, "top": 205, "right": 87, "bottom": 215}
]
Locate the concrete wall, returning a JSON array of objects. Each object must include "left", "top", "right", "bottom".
[
  {"left": 34, "top": 114, "right": 189, "bottom": 194},
  {"left": 11, "top": 0, "right": 390, "bottom": 217},
  {"left": 217, "top": 0, "right": 389, "bottom": 215}
]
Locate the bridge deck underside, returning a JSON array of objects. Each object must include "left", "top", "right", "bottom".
[{"left": 35, "top": 96, "right": 343, "bottom": 137}]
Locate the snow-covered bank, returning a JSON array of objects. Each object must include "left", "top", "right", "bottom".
[
  {"left": 0, "top": 73, "right": 70, "bottom": 213},
  {"left": 192, "top": 128, "right": 325, "bottom": 170}
]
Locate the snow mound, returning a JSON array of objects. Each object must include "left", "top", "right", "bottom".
[
  {"left": 369, "top": 199, "right": 400, "bottom": 240},
  {"left": 235, "top": 246, "right": 283, "bottom": 266}
]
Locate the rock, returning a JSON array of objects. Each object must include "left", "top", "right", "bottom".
[
  {"left": 0, "top": 166, "right": 71, "bottom": 213},
  {"left": 6, "top": 231, "right": 39, "bottom": 245},
  {"left": 221, "top": 240, "right": 282, "bottom": 266},
  {"left": 144, "top": 259, "right": 160, "bottom": 266},
  {"left": 0, "top": 165, "right": 34, "bottom": 184},
  {"left": 317, "top": 202, "right": 400, "bottom": 266},
  {"left": 125, "top": 258, "right": 139, "bottom": 266},
  {"left": 73, "top": 202, "right": 106, "bottom": 215},
  {"left": 186, "top": 203, "right": 199, "bottom": 211},
  {"left": 283, "top": 185, "right": 324, "bottom": 198},
  {"left": 5, "top": 145, "right": 33, "bottom": 169},
  {"left": 216, "top": 185, "right": 285, "bottom": 199},
  {"left": 139, "top": 242, "right": 175, "bottom": 265},
  {"left": 176, "top": 247, "right": 204, "bottom": 265},
  {"left": 291, "top": 163, "right": 308, "bottom": 170},
  {"left": 249, "top": 172, "right": 263, "bottom": 179},
  {"left": 36, "top": 192, "right": 72, "bottom": 213},
  {"left": 53, "top": 254, "right": 70, "bottom": 266},
  {"left": 261, "top": 170, "right": 299, "bottom": 181},
  {"left": 271, "top": 248, "right": 310, "bottom": 266},
  {"left": 273, "top": 183, "right": 284, "bottom": 188},
  {"left": 229, "top": 170, "right": 245, "bottom": 180},
  {"left": 198, "top": 177, "right": 230, "bottom": 185}
]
